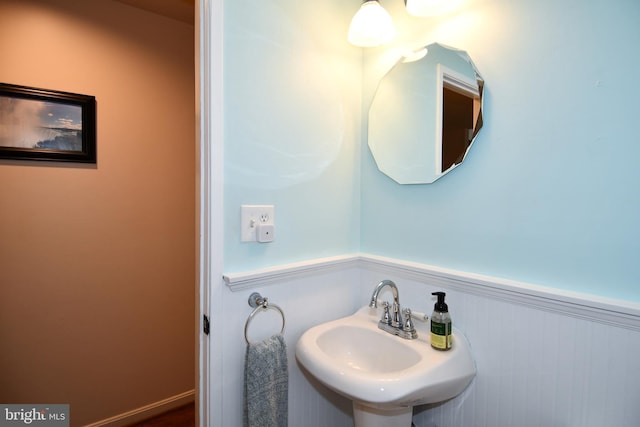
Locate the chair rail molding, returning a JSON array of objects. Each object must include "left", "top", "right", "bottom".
[
  {"left": 223, "top": 253, "right": 640, "bottom": 331},
  {"left": 223, "top": 254, "right": 361, "bottom": 291}
]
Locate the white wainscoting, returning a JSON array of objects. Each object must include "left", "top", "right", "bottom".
[
  {"left": 221, "top": 266, "right": 362, "bottom": 427},
  {"left": 222, "top": 254, "right": 640, "bottom": 427}
]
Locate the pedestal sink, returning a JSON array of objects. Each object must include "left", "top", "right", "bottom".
[{"left": 295, "top": 306, "right": 476, "bottom": 427}]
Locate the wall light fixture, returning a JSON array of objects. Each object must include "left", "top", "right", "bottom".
[
  {"left": 348, "top": 0, "right": 463, "bottom": 47},
  {"left": 347, "top": 0, "right": 396, "bottom": 47}
]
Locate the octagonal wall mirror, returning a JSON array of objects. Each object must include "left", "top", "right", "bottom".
[{"left": 368, "top": 43, "right": 484, "bottom": 184}]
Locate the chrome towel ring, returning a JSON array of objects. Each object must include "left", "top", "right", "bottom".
[{"left": 244, "top": 292, "right": 286, "bottom": 345}]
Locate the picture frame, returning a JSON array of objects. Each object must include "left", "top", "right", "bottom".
[{"left": 0, "top": 83, "right": 96, "bottom": 163}]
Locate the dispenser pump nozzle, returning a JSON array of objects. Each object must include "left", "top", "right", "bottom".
[{"left": 432, "top": 292, "right": 448, "bottom": 312}]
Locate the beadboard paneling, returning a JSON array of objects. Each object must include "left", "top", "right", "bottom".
[
  {"left": 359, "top": 268, "right": 640, "bottom": 427},
  {"left": 220, "top": 267, "right": 360, "bottom": 426},
  {"left": 221, "top": 255, "right": 640, "bottom": 426}
]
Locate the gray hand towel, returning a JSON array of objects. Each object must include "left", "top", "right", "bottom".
[{"left": 243, "top": 334, "right": 288, "bottom": 427}]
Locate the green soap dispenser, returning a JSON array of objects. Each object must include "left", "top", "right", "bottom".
[{"left": 430, "top": 292, "right": 452, "bottom": 351}]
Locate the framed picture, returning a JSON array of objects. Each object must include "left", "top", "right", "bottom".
[{"left": 0, "top": 83, "right": 96, "bottom": 163}]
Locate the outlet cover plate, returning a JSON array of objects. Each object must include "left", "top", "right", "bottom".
[{"left": 240, "top": 205, "right": 274, "bottom": 242}]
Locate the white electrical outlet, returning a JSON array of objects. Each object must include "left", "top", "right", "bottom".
[{"left": 240, "top": 205, "right": 275, "bottom": 242}]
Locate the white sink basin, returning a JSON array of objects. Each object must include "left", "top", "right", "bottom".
[
  {"left": 296, "top": 305, "right": 475, "bottom": 424},
  {"left": 316, "top": 325, "right": 422, "bottom": 374}
]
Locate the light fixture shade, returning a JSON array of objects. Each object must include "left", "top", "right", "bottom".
[
  {"left": 405, "top": 0, "right": 458, "bottom": 17},
  {"left": 348, "top": 0, "right": 395, "bottom": 47}
]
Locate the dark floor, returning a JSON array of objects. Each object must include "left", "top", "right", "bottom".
[{"left": 126, "top": 403, "right": 195, "bottom": 427}]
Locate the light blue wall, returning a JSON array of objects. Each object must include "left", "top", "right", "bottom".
[
  {"left": 361, "top": 0, "right": 640, "bottom": 301},
  {"left": 223, "top": 0, "right": 640, "bottom": 301},
  {"left": 223, "top": 0, "right": 362, "bottom": 273}
]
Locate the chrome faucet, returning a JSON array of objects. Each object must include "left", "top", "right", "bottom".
[
  {"left": 369, "top": 280, "right": 418, "bottom": 340},
  {"left": 369, "top": 279, "right": 401, "bottom": 324}
]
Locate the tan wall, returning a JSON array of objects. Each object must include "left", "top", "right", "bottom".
[{"left": 0, "top": 0, "right": 195, "bottom": 425}]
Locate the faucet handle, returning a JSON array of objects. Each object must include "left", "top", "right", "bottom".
[
  {"left": 408, "top": 310, "right": 429, "bottom": 322},
  {"left": 403, "top": 308, "right": 415, "bottom": 332},
  {"left": 380, "top": 301, "right": 392, "bottom": 325}
]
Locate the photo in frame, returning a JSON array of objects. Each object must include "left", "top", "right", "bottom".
[{"left": 0, "top": 83, "right": 96, "bottom": 163}]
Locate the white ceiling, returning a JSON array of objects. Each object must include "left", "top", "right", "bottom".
[{"left": 114, "top": 0, "right": 194, "bottom": 24}]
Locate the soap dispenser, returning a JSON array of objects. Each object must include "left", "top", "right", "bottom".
[{"left": 430, "top": 292, "right": 452, "bottom": 351}]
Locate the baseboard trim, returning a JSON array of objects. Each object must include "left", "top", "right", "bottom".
[{"left": 83, "top": 389, "right": 195, "bottom": 427}]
